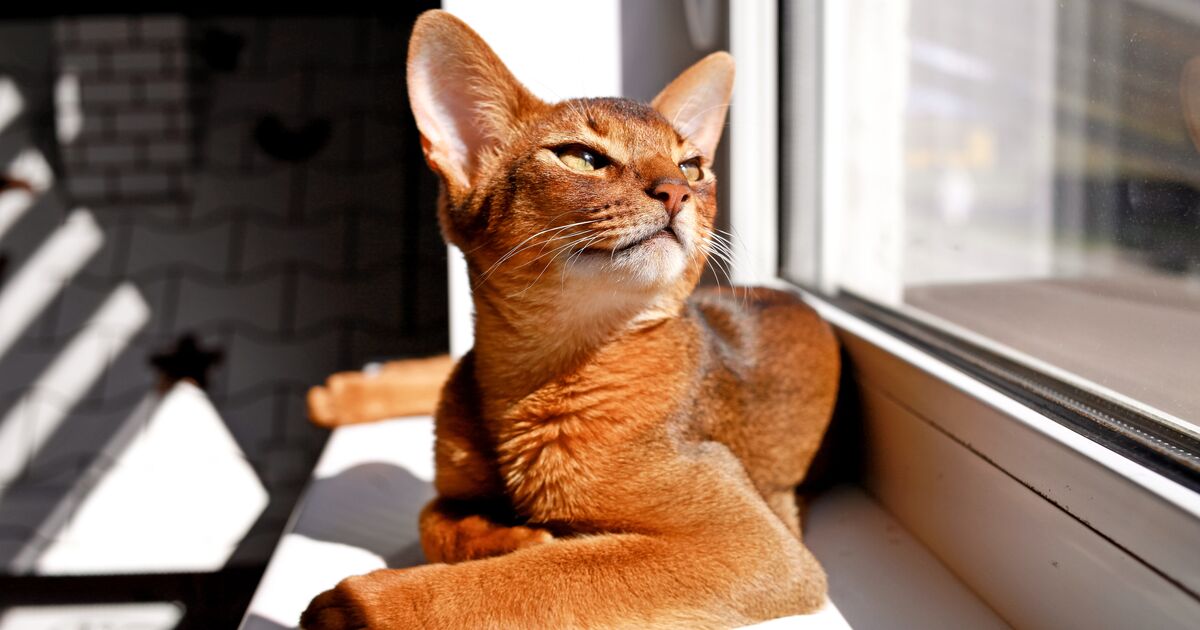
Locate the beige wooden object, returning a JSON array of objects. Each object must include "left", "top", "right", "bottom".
[{"left": 307, "top": 355, "right": 455, "bottom": 427}]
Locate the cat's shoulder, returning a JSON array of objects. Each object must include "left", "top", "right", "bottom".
[
  {"left": 687, "top": 285, "right": 823, "bottom": 326},
  {"left": 686, "top": 286, "right": 835, "bottom": 359}
]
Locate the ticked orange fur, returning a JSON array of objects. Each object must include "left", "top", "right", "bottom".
[{"left": 302, "top": 10, "right": 839, "bottom": 629}]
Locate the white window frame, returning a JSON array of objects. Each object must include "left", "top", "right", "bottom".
[{"left": 729, "top": 2, "right": 1200, "bottom": 626}]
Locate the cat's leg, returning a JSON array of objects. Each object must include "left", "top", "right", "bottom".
[
  {"left": 302, "top": 454, "right": 827, "bottom": 630},
  {"left": 419, "top": 497, "right": 553, "bottom": 563},
  {"left": 303, "top": 508, "right": 824, "bottom": 629},
  {"left": 418, "top": 355, "right": 555, "bottom": 563}
]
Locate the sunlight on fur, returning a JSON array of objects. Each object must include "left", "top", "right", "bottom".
[{"left": 300, "top": 10, "right": 839, "bottom": 630}]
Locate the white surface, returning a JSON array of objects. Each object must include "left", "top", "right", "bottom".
[
  {"left": 817, "top": 0, "right": 909, "bottom": 303},
  {"left": 242, "top": 417, "right": 1004, "bottom": 630},
  {"left": 729, "top": 0, "right": 779, "bottom": 285},
  {"left": 805, "top": 487, "right": 1007, "bottom": 630},
  {"left": 838, "top": 309, "right": 1200, "bottom": 595},
  {"left": 441, "top": 1, "right": 621, "bottom": 102},
  {"left": 817, "top": 1, "right": 848, "bottom": 296},
  {"left": 32, "top": 382, "right": 268, "bottom": 574},
  {"left": 447, "top": 245, "right": 472, "bottom": 359},
  {"left": 0, "top": 602, "right": 183, "bottom": 630},
  {"left": 861, "top": 383, "right": 1199, "bottom": 629},
  {"left": 787, "top": 287, "right": 1200, "bottom": 626},
  {"left": 779, "top": 0, "right": 823, "bottom": 284},
  {"left": 801, "top": 284, "right": 1200, "bottom": 554}
]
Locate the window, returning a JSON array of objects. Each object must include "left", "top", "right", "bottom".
[{"left": 780, "top": 0, "right": 1200, "bottom": 484}]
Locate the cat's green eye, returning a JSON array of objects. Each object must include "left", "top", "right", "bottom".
[
  {"left": 680, "top": 159, "right": 703, "bottom": 182},
  {"left": 556, "top": 145, "right": 608, "bottom": 172}
]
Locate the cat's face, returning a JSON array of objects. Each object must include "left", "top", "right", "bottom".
[
  {"left": 407, "top": 11, "right": 733, "bottom": 303},
  {"left": 464, "top": 97, "right": 717, "bottom": 292}
]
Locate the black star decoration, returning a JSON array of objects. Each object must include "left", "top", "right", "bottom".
[{"left": 150, "top": 334, "right": 224, "bottom": 392}]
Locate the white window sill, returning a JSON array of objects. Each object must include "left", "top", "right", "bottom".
[{"left": 797, "top": 287, "right": 1200, "bottom": 629}]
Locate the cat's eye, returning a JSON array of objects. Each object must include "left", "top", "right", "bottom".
[
  {"left": 680, "top": 159, "right": 703, "bottom": 182},
  {"left": 555, "top": 145, "right": 608, "bottom": 172}
]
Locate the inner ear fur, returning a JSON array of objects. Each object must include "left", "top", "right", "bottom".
[
  {"left": 407, "top": 10, "right": 544, "bottom": 200},
  {"left": 652, "top": 52, "right": 735, "bottom": 160}
]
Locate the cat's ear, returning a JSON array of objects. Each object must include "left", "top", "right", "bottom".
[
  {"left": 652, "top": 52, "right": 735, "bottom": 159},
  {"left": 407, "top": 10, "right": 543, "bottom": 192}
]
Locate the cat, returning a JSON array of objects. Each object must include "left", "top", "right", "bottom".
[{"left": 301, "top": 9, "right": 839, "bottom": 629}]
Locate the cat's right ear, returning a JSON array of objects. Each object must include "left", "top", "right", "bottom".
[
  {"left": 652, "top": 52, "right": 735, "bottom": 160},
  {"left": 407, "top": 10, "right": 543, "bottom": 196}
]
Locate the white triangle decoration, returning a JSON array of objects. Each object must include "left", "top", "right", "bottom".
[{"left": 36, "top": 382, "right": 268, "bottom": 574}]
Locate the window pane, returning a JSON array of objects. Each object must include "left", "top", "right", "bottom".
[{"left": 790, "top": 0, "right": 1200, "bottom": 432}]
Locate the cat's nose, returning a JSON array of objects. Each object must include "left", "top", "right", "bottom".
[{"left": 648, "top": 178, "right": 691, "bottom": 217}]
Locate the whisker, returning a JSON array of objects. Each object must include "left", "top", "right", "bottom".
[
  {"left": 512, "top": 233, "right": 594, "bottom": 297},
  {"left": 711, "top": 228, "right": 752, "bottom": 308},
  {"left": 498, "top": 218, "right": 601, "bottom": 264},
  {"left": 474, "top": 219, "right": 602, "bottom": 287},
  {"left": 568, "top": 234, "right": 604, "bottom": 266},
  {"left": 698, "top": 227, "right": 748, "bottom": 307},
  {"left": 517, "top": 234, "right": 594, "bottom": 279},
  {"left": 476, "top": 230, "right": 588, "bottom": 288},
  {"left": 560, "top": 234, "right": 606, "bottom": 291},
  {"left": 463, "top": 208, "right": 579, "bottom": 256},
  {"left": 508, "top": 229, "right": 597, "bottom": 271},
  {"left": 709, "top": 251, "right": 738, "bottom": 301}
]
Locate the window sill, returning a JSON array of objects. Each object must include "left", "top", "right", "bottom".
[{"left": 796, "top": 286, "right": 1200, "bottom": 628}]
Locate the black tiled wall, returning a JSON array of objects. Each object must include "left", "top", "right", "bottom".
[{"left": 0, "top": 14, "right": 446, "bottom": 572}]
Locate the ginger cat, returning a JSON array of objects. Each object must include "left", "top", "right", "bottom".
[{"left": 301, "top": 10, "right": 839, "bottom": 629}]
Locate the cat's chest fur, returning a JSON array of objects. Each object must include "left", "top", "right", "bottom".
[{"left": 487, "top": 327, "right": 703, "bottom": 523}]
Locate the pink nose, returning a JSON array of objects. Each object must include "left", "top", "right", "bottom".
[{"left": 648, "top": 179, "right": 690, "bottom": 217}]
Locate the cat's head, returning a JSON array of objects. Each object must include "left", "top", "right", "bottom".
[{"left": 407, "top": 10, "right": 733, "bottom": 306}]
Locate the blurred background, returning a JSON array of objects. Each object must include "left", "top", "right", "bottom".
[{"left": 0, "top": 8, "right": 451, "bottom": 629}]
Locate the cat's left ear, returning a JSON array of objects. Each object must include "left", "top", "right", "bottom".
[
  {"left": 652, "top": 52, "right": 735, "bottom": 159},
  {"left": 407, "top": 10, "right": 544, "bottom": 195}
]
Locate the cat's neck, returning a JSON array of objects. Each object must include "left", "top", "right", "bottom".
[{"left": 469, "top": 281, "right": 683, "bottom": 405}]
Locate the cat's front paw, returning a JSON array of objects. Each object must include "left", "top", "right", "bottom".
[
  {"left": 300, "top": 569, "right": 423, "bottom": 630},
  {"left": 299, "top": 581, "right": 368, "bottom": 630}
]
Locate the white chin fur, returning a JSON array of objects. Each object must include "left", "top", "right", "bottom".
[{"left": 567, "top": 238, "right": 687, "bottom": 288}]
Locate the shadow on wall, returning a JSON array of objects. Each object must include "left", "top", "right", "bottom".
[{"left": 0, "top": 10, "right": 443, "bottom": 593}]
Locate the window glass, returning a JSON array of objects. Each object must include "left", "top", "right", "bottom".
[{"left": 784, "top": 0, "right": 1200, "bottom": 433}]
